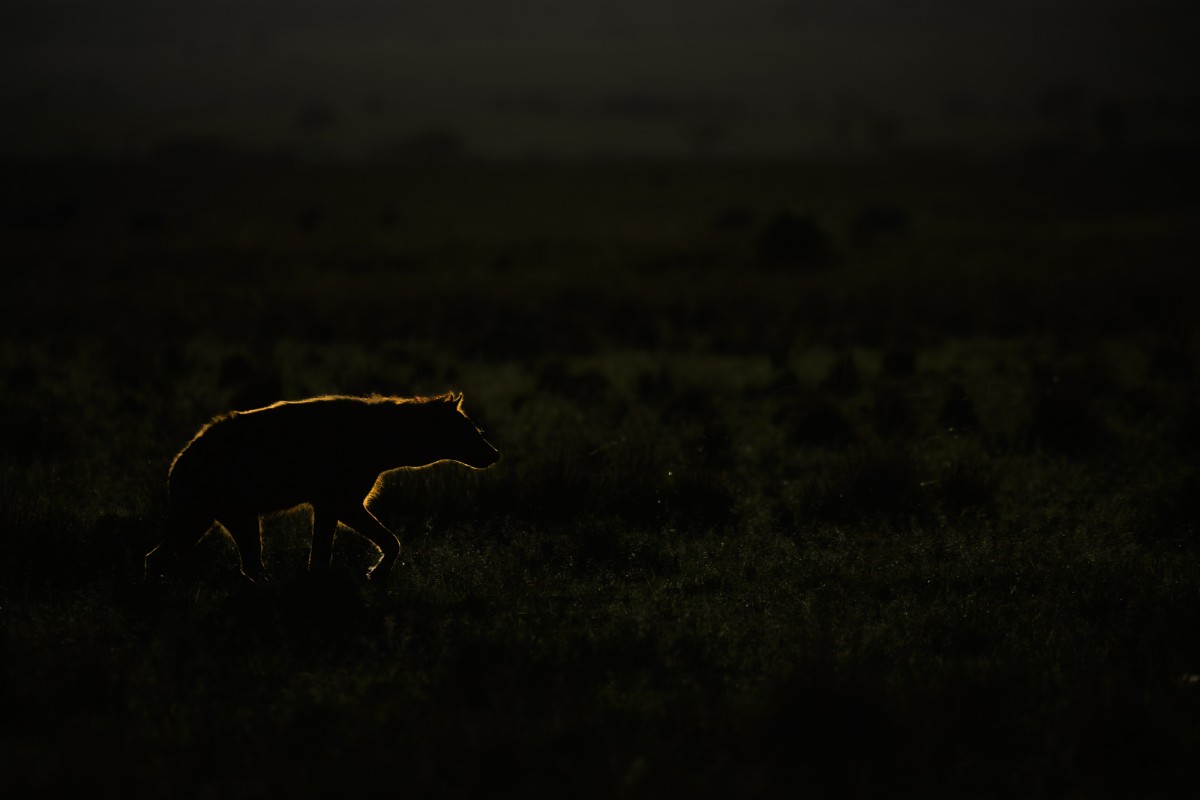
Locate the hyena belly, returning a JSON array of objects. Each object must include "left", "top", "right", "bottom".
[{"left": 154, "top": 425, "right": 374, "bottom": 581}]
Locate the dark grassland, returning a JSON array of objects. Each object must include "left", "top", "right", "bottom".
[{"left": 2, "top": 155, "right": 1199, "bottom": 797}]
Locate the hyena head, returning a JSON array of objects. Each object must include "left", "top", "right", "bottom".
[{"left": 425, "top": 393, "right": 501, "bottom": 469}]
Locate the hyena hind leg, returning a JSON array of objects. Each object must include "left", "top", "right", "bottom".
[
  {"left": 308, "top": 505, "right": 338, "bottom": 572},
  {"left": 221, "top": 512, "right": 269, "bottom": 584}
]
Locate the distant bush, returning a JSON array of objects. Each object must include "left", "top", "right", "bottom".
[
  {"left": 938, "top": 380, "right": 980, "bottom": 434},
  {"left": 755, "top": 211, "right": 833, "bottom": 269},
  {"left": 871, "top": 384, "right": 917, "bottom": 442},
  {"left": 774, "top": 391, "right": 858, "bottom": 448},
  {"left": 880, "top": 347, "right": 917, "bottom": 378},
  {"left": 820, "top": 352, "right": 862, "bottom": 397}
]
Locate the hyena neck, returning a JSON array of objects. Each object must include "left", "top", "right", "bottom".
[{"left": 372, "top": 402, "right": 455, "bottom": 470}]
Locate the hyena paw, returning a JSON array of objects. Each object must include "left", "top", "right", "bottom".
[{"left": 241, "top": 567, "right": 271, "bottom": 584}]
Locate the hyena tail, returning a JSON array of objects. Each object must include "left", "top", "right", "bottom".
[{"left": 144, "top": 493, "right": 213, "bottom": 580}]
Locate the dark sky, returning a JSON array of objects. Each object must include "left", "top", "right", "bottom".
[{"left": 4, "top": 0, "right": 1198, "bottom": 158}]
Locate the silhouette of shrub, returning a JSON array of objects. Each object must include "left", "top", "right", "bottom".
[
  {"left": 880, "top": 347, "right": 917, "bottom": 378},
  {"left": 774, "top": 392, "right": 858, "bottom": 447},
  {"left": 755, "top": 211, "right": 832, "bottom": 269},
  {"left": 938, "top": 380, "right": 980, "bottom": 434},
  {"left": 871, "top": 385, "right": 917, "bottom": 442},
  {"left": 820, "top": 352, "right": 862, "bottom": 397}
]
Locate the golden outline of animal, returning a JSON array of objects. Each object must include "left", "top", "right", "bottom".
[{"left": 145, "top": 393, "right": 500, "bottom": 589}]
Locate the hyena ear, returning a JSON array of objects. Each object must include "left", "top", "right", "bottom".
[{"left": 453, "top": 392, "right": 465, "bottom": 410}]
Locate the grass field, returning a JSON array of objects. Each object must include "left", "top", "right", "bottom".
[{"left": 2, "top": 154, "right": 1199, "bottom": 797}]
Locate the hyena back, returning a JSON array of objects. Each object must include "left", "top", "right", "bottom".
[{"left": 145, "top": 393, "right": 500, "bottom": 587}]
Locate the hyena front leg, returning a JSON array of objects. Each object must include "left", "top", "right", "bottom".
[
  {"left": 222, "top": 512, "right": 269, "bottom": 583},
  {"left": 340, "top": 504, "right": 401, "bottom": 590},
  {"left": 309, "top": 505, "right": 338, "bottom": 571}
]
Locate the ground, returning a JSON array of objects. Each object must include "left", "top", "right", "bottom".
[{"left": 2, "top": 154, "right": 1199, "bottom": 797}]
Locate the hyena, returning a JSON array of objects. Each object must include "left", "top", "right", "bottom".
[{"left": 144, "top": 393, "right": 500, "bottom": 588}]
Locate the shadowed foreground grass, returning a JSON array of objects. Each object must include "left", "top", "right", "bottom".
[{"left": 2, "top": 156, "right": 1200, "bottom": 797}]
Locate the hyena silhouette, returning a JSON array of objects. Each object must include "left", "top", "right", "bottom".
[{"left": 145, "top": 393, "right": 500, "bottom": 587}]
